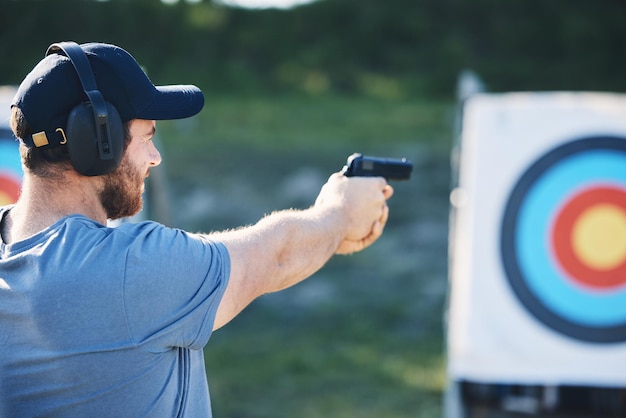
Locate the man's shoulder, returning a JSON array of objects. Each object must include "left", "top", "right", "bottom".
[{"left": 110, "top": 219, "right": 180, "bottom": 241}]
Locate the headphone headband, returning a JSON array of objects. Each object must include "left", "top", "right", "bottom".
[{"left": 46, "top": 42, "right": 115, "bottom": 162}]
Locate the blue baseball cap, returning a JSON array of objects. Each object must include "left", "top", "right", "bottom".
[{"left": 12, "top": 42, "right": 205, "bottom": 149}]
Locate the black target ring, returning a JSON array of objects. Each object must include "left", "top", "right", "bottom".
[{"left": 501, "top": 136, "right": 626, "bottom": 343}]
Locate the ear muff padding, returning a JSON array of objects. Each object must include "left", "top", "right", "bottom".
[{"left": 66, "top": 102, "right": 124, "bottom": 176}]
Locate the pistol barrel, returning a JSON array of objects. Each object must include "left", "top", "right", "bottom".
[{"left": 342, "top": 153, "right": 412, "bottom": 180}]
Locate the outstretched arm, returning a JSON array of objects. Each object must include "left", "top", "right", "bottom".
[{"left": 210, "top": 173, "right": 393, "bottom": 330}]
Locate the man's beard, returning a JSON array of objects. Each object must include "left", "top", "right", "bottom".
[{"left": 99, "top": 157, "right": 145, "bottom": 220}]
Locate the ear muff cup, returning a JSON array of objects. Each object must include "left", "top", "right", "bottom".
[
  {"left": 45, "top": 41, "right": 126, "bottom": 177},
  {"left": 66, "top": 102, "right": 124, "bottom": 176}
]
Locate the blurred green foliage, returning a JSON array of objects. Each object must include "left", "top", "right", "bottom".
[{"left": 2, "top": 0, "right": 625, "bottom": 98}]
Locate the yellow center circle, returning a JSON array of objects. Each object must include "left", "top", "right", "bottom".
[
  {"left": 0, "top": 191, "right": 13, "bottom": 206},
  {"left": 572, "top": 203, "right": 626, "bottom": 271}
]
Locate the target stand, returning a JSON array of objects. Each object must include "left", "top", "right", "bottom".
[{"left": 446, "top": 92, "right": 626, "bottom": 417}]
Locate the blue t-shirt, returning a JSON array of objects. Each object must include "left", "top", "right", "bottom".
[{"left": 0, "top": 207, "right": 230, "bottom": 417}]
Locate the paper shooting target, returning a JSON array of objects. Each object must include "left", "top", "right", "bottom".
[
  {"left": 0, "top": 135, "right": 22, "bottom": 206},
  {"left": 501, "top": 136, "right": 626, "bottom": 343}
]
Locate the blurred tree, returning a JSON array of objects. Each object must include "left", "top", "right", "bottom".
[{"left": 1, "top": 0, "right": 624, "bottom": 98}]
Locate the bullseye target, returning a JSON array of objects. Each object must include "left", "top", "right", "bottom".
[
  {"left": 0, "top": 136, "right": 22, "bottom": 206},
  {"left": 501, "top": 136, "right": 626, "bottom": 343}
]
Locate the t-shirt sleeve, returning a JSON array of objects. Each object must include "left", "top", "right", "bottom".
[{"left": 120, "top": 222, "right": 230, "bottom": 352}]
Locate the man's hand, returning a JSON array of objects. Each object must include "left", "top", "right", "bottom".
[{"left": 314, "top": 172, "right": 394, "bottom": 254}]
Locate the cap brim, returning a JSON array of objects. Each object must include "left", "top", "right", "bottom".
[{"left": 136, "top": 85, "right": 204, "bottom": 121}]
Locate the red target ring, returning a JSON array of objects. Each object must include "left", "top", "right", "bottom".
[
  {"left": 0, "top": 172, "right": 21, "bottom": 205},
  {"left": 551, "top": 185, "right": 626, "bottom": 290}
]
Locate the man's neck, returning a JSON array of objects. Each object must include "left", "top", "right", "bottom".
[{"left": 2, "top": 173, "right": 107, "bottom": 245}]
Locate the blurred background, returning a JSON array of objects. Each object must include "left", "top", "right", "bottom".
[{"left": 1, "top": 1, "right": 625, "bottom": 417}]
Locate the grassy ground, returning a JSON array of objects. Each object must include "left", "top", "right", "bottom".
[{"left": 157, "top": 94, "right": 455, "bottom": 417}]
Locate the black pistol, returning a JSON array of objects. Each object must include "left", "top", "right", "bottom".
[{"left": 341, "top": 153, "right": 413, "bottom": 181}]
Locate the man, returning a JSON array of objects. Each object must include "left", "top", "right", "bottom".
[{"left": 0, "top": 42, "right": 393, "bottom": 417}]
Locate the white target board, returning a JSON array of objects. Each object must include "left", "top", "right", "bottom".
[{"left": 447, "top": 92, "right": 626, "bottom": 386}]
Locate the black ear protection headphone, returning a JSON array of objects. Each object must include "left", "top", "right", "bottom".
[{"left": 45, "top": 42, "right": 124, "bottom": 176}]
